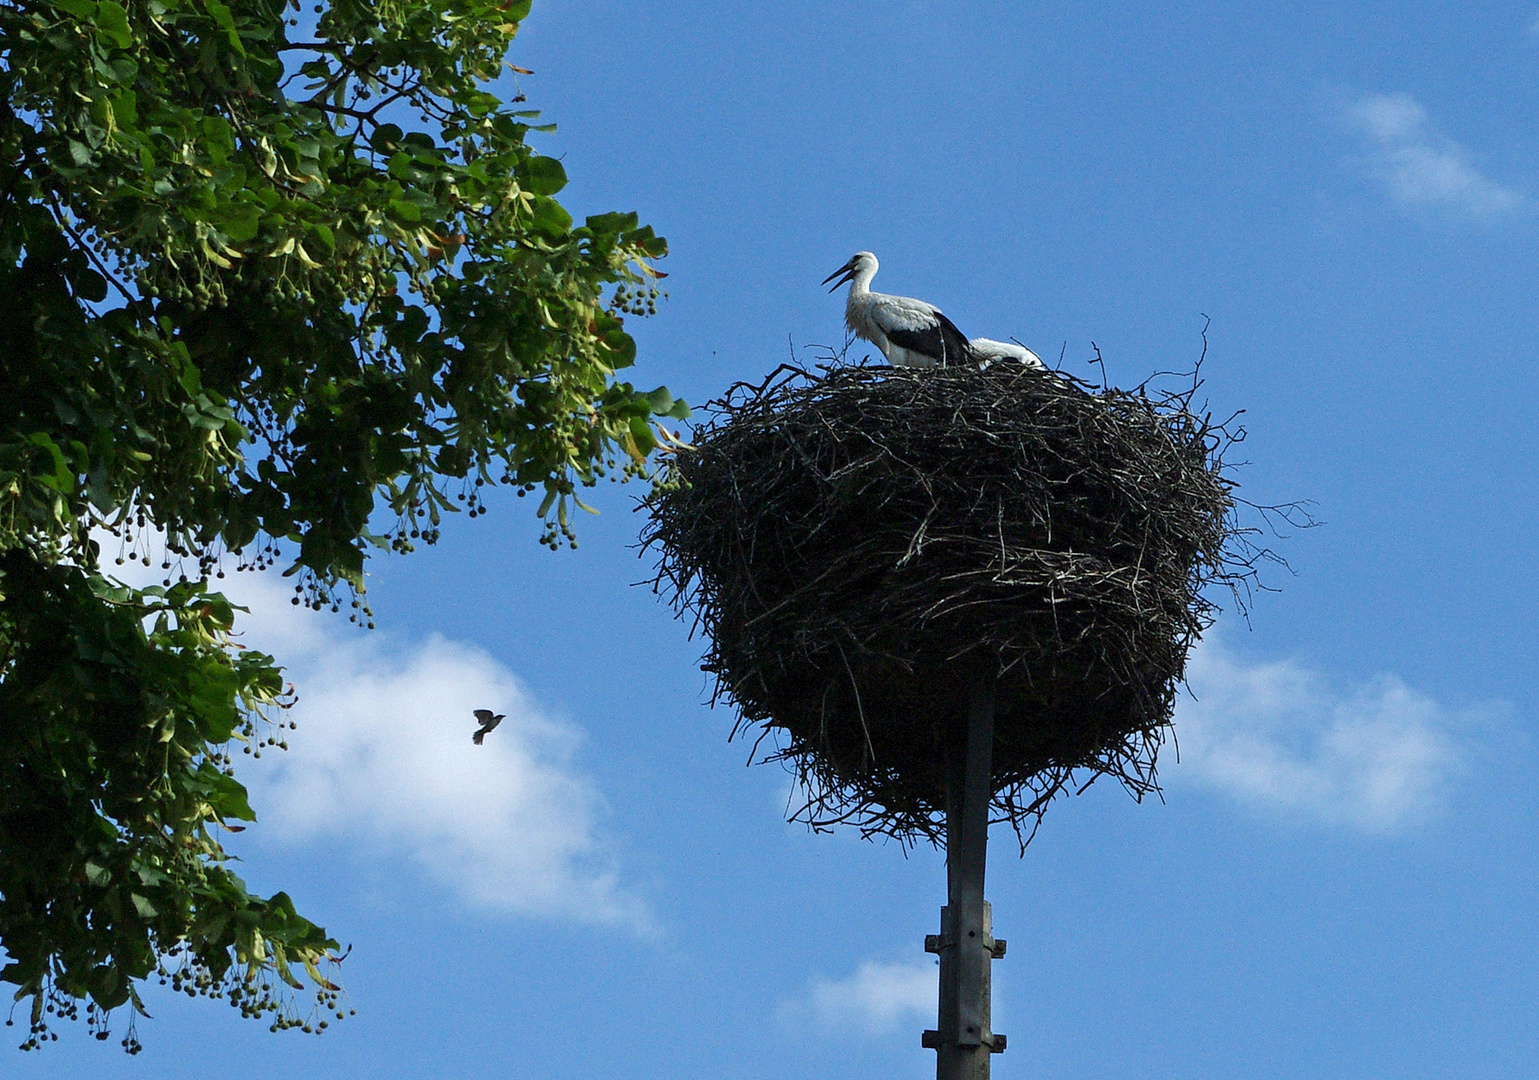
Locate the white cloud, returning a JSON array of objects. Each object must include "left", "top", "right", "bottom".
[
  {"left": 1339, "top": 91, "right": 1524, "bottom": 219},
  {"left": 1170, "top": 638, "right": 1481, "bottom": 831},
  {"left": 783, "top": 960, "right": 936, "bottom": 1035},
  {"left": 104, "top": 547, "right": 651, "bottom": 931}
]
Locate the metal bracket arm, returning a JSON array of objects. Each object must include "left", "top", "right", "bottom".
[
  {"left": 926, "top": 933, "right": 1007, "bottom": 959},
  {"left": 923, "top": 1030, "right": 1007, "bottom": 1053}
]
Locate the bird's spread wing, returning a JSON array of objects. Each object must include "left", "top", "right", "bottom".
[
  {"left": 473, "top": 708, "right": 496, "bottom": 723},
  {"left": 885, "top": 310, "right": 975, "bottom": 367}
]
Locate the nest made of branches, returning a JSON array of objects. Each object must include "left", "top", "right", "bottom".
[{"left": 644, "top": 358, "right": 1265, "bottom": 845}]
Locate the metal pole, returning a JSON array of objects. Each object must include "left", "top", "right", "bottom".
[{"left": 924, "top": 662, "right": 1006, "bottom": 1080}]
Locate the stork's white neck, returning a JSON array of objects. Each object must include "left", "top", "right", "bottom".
[{"left": 847, "top": 257, "right": 878, "bottom": 297}]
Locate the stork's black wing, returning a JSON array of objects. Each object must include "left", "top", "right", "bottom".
[{"left": 885, "top": 311, "right": 976, "bottom": 367}]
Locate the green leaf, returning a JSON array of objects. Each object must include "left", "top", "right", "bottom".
[
  {"left": 109, "top": 88, "right": 138, "bottom": 127},
  {"left": 25, "top": 432, "right": 73, "bottom": 491},
  {"left": 643, "top": 387, "right": 676, "bottom": 415},
  {"left": 203, "top": 769, "right": 258, "bottom": 823},
  {"left": 89, "top": 965, "right": 130, "bottom": 1010},
  {"left": 628, "top": 415, "right": 658, "bottom": 455},
  {"left": 200, "top": 0, "right": 244, "bottom": 54},
  {"left": 370, "top": 123, "right": 403, "bottom": 150},
  {"left": 600, "top": 327, "right": 636, "bottom": 367},
  {"left": 50, "top": 0, "right": 97, "bottom": 19},
  {"left": 216, "top": 202, "right": 262, "bottom": 244},
  {"left": 585, "top": 210, "right": 638, "bottom": 237},
  {"left": 94, "top": 1, "right": 134, "bottom": 49},
  {"left": 74, "top": 268, "right": 109, "bottom": 302},
  {"left": 521, "top": 155, "right": 567, "bottom": 196},
  {"left": 528, "top": 196, "right": 571, "bottom": 236},
  {"left": 643, "top": 388, "right": 690, "bottom": 420}
]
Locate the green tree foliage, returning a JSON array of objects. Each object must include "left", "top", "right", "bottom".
[{"left": 0, "top": 0, "right": 686, "bottom": 1050}]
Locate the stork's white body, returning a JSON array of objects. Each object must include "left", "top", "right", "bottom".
[
  {"left": 848, "top": 293, "right": 950, "bottom": 369},
  {"left": 969, "top": 337, "right": 1046, "bottom": 371},
  {"left": 824, "top": 252, "right": 973, "bottom": 369}
]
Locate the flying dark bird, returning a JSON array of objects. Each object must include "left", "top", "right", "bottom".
[
  {"left": 472, "top": 709, "right": 504, "bottom": 745},
  {"left": 823, "top": 251, "right": 975, "bottom": 369}
]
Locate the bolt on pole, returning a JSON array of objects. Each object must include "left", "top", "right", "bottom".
[{"left": 924, "top": 663, "right": 1006, "bottom": 1080}]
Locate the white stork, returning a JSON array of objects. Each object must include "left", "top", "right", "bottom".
[
  {"left": 969, "top": 337, "right": 1046, "bottom": 371},
  {"left": 823, "top": 251, "right": 974, "bottom": 369}
]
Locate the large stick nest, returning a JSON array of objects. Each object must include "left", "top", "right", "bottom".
[{"left": 644, "top": 359, "right": 1260, "bottom": 845}]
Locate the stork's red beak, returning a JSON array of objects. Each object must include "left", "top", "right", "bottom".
[{"left": 822, "top": 258, "right": 857, "bottom": 291}]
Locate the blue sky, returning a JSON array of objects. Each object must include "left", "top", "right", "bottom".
[{"left": 18, "top": 2, "right": 1539, "bottom": 1077}]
